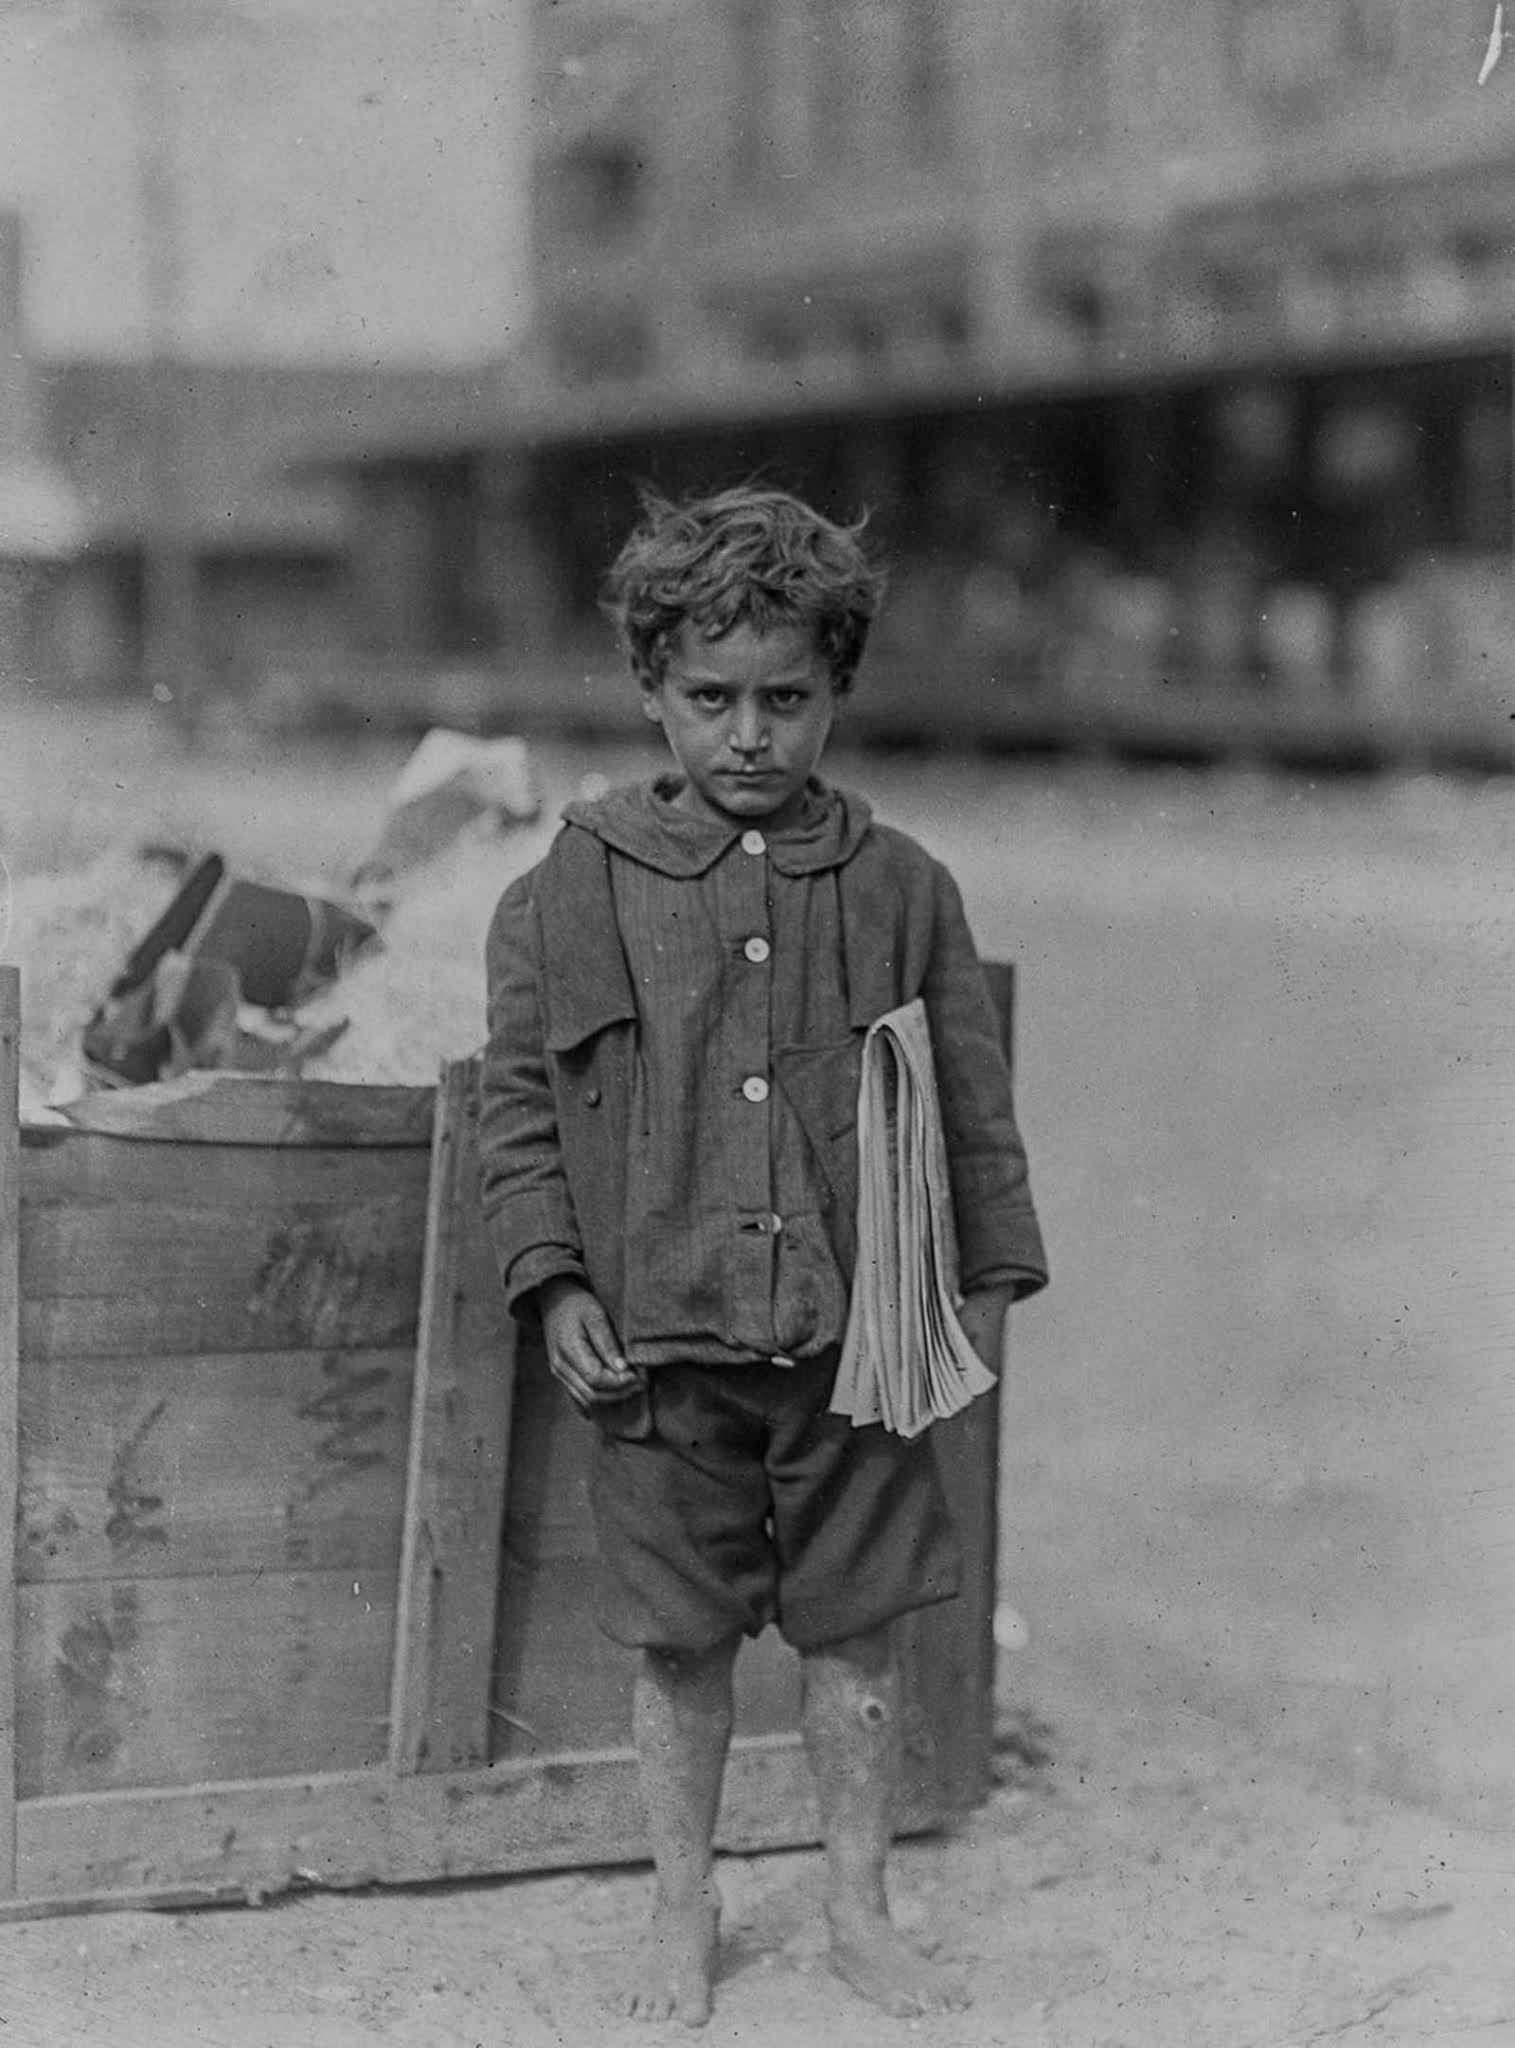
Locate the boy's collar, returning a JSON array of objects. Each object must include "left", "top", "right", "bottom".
[{"left": 560, "top": 776, "right": 872, "bottom": 877}]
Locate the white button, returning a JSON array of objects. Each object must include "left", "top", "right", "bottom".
[
  {"left": 741, "top": 1075, "right": 769, "bottom": 1103},
  {"left": 768, "top": 1212, "right": 783, "bottom": 1235},
  {"left": 740, "top": 829, "right": 766, "bottom": 855},
  {"left": 771, "top": 1354, "right": 795, "bottom": 1368},
  {"left": 743, "top": 935, "right": 771, "bottom": 964}
]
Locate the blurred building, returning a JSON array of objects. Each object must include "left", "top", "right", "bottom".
[
  {"left": 38, "top": 356, "right": 498, "bottom": 705},
  {"left": 523, "top": 3, "right": 1515, "bottom": 403},
  {"left": 520, "top": 4, "right": 1515, "bottom": 441},
  {"left": 272, "top": 3, "right": 1515, "bottom": 759},
  {"left": 0, "top": 201, "right": 506, "bottom": 707},
  {"left": 0, "top": 0, "right": 532, "bottom": 715},
  {"left": 0, "top": 213, "right": 86, "bottom": 687},
  {"left": 493, "top": 0, "right": 1515, "bottom": 744}
]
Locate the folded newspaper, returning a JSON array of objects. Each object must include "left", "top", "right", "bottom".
[{"left": 830, "top": 998, "right": 998, "bottom": 1437}]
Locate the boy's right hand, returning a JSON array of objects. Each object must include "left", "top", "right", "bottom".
[{"left": 536, "top": 1277, "right": 644, "bottom": 1412}]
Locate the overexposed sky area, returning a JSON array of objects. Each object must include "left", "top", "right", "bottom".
[{"left": 0, "top": 0, "right": 529, "bottom": 363}]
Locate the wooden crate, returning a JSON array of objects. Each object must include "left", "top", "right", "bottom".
[{"left": 0, "top": 962, "right": 1008, "bottom": 1918}]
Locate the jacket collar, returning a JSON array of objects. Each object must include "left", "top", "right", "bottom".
[
  {"left": 537, "top": 779, "right": 895, "bottom": 1050},
  {"left": 559, "top": 776, "right": 871, "bottom": 878}
]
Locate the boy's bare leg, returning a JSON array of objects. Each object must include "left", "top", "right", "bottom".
[
  {"left": 623, "top": 1639, "right": 738, "bottom": 2027},
  {"left": 801, "top": 1625, "right": 970, "bottom": 2017}
]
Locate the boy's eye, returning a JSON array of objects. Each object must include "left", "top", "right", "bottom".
[
  {"left": 691, "top": 687, "right": 728, "bottom": 710},
  {"left": 766, "top": 689, "right": 806, "bottom": 711}
]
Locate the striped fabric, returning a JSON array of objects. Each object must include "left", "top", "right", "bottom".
[{"left": 608, "top": 789, "right": 857, "bottom": 1367}]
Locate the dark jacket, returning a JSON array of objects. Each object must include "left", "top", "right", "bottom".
[{"left": 479, "top": 785, "right": 1048, "bottom": 1335}]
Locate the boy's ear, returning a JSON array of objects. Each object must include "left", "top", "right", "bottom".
[{"left": 638, "top": 674, "right": 665, "bottom": 725}]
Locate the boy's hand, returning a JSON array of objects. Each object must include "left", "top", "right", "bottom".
[
  {"left": 536, "top": 1277, "right": 644, "bottom": 1411},
  {"left": 957, "top": 1285, "right": 1016, "bottom": 1376}
]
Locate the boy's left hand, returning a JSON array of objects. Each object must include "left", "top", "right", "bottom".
[{"left": 957, "top": 1286, "right": 1015, "bottom": 1375}]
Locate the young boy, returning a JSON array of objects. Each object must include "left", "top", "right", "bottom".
[{"left": 479, "top": 485, "right": 1047, "bottom": 2027}]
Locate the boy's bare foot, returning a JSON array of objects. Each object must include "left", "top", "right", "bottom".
[
  {"left": 620, "top": 1888, "right": 721, "bottom": 2028},
  {"left": 826, "top": 1902, "right": 970, "bottom": 2018}
]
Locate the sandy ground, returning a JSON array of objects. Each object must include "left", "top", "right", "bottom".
[
  {"left": 1, "top": 699, "right": 1512, "bottom": 2046},
  {"left": 3, "top": 1684, "right": 1513, "bottom": 2048}
]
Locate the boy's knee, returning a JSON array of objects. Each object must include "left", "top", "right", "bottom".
[
  {"left": 800, "top": 1628, "right": 901, "bottom": 1730},
  {"left": 802, "top": 1623, "right": 896, "bottom": 1679}
]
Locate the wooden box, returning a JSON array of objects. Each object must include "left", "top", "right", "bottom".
[{"left": 0, "top": 963, "right": 1006, "bottom": 1918}]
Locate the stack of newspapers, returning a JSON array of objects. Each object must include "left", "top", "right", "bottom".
[{"left": 830, "top": 998, "right": 998, "bottom": 1437}]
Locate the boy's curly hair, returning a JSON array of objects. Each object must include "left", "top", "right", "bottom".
[{"left": 601, "top": 484, "right": 887, "bottom": 693}]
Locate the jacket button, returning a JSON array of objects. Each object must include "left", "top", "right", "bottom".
[
  {"left": 741, "top": 1075, "right": 769, "bottom": 1103},
  {"left": 583, "top": 1085, "right": 602, "bottom": 1107},
  {"left": 743, "top": 935, "right": 771, "bottom": 963}
]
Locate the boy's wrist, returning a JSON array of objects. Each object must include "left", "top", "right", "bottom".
[{"left": 535, "top": 1273, "right": 593, "bottom": 1314}]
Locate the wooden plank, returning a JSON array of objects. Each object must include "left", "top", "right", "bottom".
[
  {"left": 0, "top": 1879, "right": 252, "bottom": 1923},
  {"left": 904, "top": 960, "right": 1016, "bottom": 1812},
  {"left": 390, "top": 1058, "right": 518, "bottom": 1774},
  {"left": 16, "top": 1347, "right": 413, "bottom": 1583},
  {"left": 12, "top": 1731, "right": 945, "bottom": 1909},
  {"left": 498, "top": 1329, "right": 595, "bottom": 1563},
  {"left": 491, "top": 1553, "right": 636, "bottom": 1756},
  {"left": 20, "top": 1192, "right": 424, "bottom": 1358},
  {"left": 491, "top": 1548, "right": 808, "bottom": 1763},
  {"left": 53, "top": 1073, "right": 435, "bottom": 1147},
  {"left": 18, "top": 1129, "right": 430, "bottom": 1213},
  {"left": 15, "top": 1569, "right": 397, "bottom": 1798},
  {"left": 22, "top": 1294, "right": 418, "bottom": 1365},
  {"left": 0, "top": 965, "right": 20, "bottom": 1896},
  {"left": 908, "top": 1389, "right": 1002, "bottom": 1812}
]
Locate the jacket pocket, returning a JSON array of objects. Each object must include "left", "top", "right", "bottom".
[{"left": 550, "top": 1022, "right": 637, "bottom": 1327}]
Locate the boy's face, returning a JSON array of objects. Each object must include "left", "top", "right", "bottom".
[{"left": 642, "top": 618, "right": 839, "bottom": 827}]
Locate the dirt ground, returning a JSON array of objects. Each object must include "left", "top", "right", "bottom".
[
  {"left": 3, "top": 1662, "right": 1513, "bottom": 2048},
  {"left": 2, "top": 701, "right": 1512, "bottom": 2046}
]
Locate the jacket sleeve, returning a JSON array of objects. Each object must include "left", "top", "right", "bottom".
[
  {"left": 478, "top": 867, "right": 590, "bottom": 1319},
  {"left": 922, "top": 859, "right": 1049, "bottom": 1301}
]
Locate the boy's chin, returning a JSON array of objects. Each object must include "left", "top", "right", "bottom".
[{"left": 690, "top": 772, "right": 804, "bottom": 820}]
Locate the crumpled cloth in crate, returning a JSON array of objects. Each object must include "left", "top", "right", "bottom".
[
  {"left": 352, "top": 729, "right": 541, "bottom": 892},
  {"left": 81, "top": 852, "right": 376, "bottom": 1087}
]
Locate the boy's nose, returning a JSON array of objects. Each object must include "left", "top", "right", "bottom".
[{"left": 731, "top": 704, "right": 770, "bottom": 753}]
